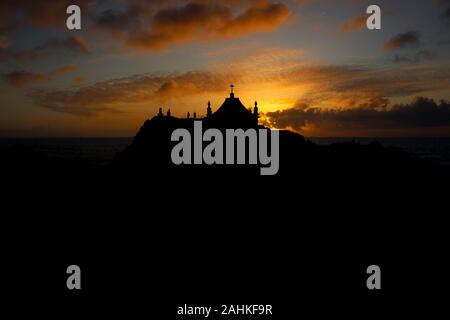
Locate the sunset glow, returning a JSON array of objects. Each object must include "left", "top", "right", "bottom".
[{"left": 1, "top": 0, "right": 450, "bottom": 137}]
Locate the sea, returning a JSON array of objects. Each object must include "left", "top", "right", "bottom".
[{"left": 1, "top": 137, "right": 450, "bottom": 165}]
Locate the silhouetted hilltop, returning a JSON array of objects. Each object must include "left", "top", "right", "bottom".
[
  {"left": 1, "top": 90, "right": 444, "bottom": 181},
  {"left": 115, "top": 89, "right": 267, "bottom": 175},
  {"left": 113, "top": 90, "right": 427, "bottom": 178}
]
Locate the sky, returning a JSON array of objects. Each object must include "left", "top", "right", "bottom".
[{"left": 1, "top": 0, "right": 450, "bottom": 137}]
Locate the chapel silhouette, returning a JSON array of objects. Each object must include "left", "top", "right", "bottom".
[
  {"left": 155, "top": 85, "right": 262, "bottom": 129},
  {"left": 113, "top": 85, "right": 279, "bottom": 173},
  {"left": 113, "top": 85, "right": 417, "bottom": 177}
]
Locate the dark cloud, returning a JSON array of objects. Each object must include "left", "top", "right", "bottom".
[
  {"left": 393, "top": 50, "right": 438, "bottom": 64},
  {"left": 95, "top": 1, "right": 290, "bottom": 51},
  {"left": 0, "top": 2, "right": 20, "bottom": 33},
  {"left": 383, "top": 31, "right": 421, "bottom": 50},
  {"left": 95, "top": 1, "right": 159, "bottom": 34},
  {"left": 96, "top": 8, "right": 137, "bottom": 35},
  {"left": 13, "top": 36, "right": 92, "bottom": 62},
  {"left": 0, "top": 1, "right": 94, "bottom": 64},
  {"left": 443, "top": 6, "right": 450, "bottom": 19},
  {"left": 2, "top": 71, "right": 47, "bottom": 88},
  {"left": 329, "top": 72, "right": 432, "bottom": 100},
  {"left": 434, "top": 0, "right": 450, "bottom": 25},
  {"left": 264, "top": 97, "right": 450, "bottom": 134},
  {"left": 0, "top": 35, "right": 8, "bottom": 62},
  {"left": 0, "top": 35, "right": 10, "bottom": 49},
  {"left": 0, "top": 0, "right": 94, "bottom": 31},
  {"left": 2, "top": 64, "right": 76, "bottom": 88}
]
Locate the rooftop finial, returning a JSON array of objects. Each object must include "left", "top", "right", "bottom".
[
  {"left": 230, "top": 84, "right": 235, "bottom": 98},
  {"left": 207, "top": 101, "right": 212, "bottom": 117}
]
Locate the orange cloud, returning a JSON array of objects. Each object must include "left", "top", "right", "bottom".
[
  {"left": 72, "top": 76, "right": 88, "bottom": 85},
  {"left": 2, "top": 71, "right": 47, "bottom": 88},
  {"left": 3, "top": 64, "right": 77, "bottom": 88},
  {"left": 219, "top": 2, "right": 291, "bottom": 37},
  {"left": 13, "top": 36, "right": 92, "bottom": 62},
  {"left": 3, "top": 1, "right": 288, "bottom": 55},
  {"left": 125, "top": 1, "right": 290, "bottom": 51},
  {"left": 28, "top": 69, "right": 237, "bottom": 116},
  {"left": 340, "top": 15, "right": 366, "bottom": 33},
  {"left": 50, "top": 64, "right": 77, "bottom": 77},
  {"left": 295, "top": 0, "right": 328, "bottom": 5},
  {"left": 26, "top": 46, "right": 450, "bottom": 119}
]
